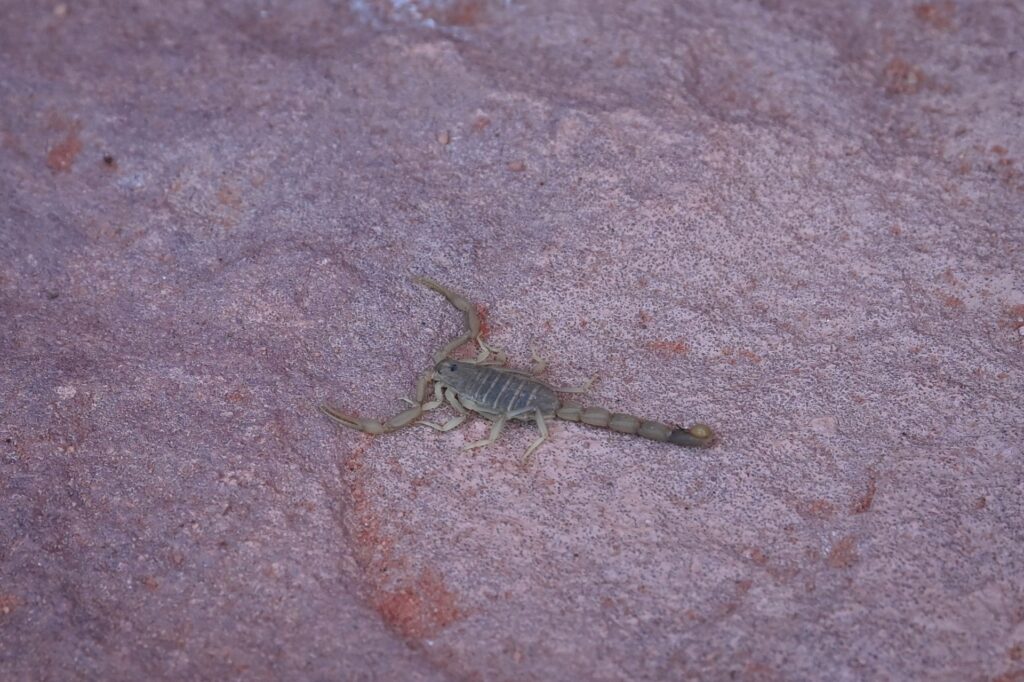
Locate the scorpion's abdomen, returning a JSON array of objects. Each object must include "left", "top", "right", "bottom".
[{"left": 437, "top": 362, "right": 559, "bottom": 416}]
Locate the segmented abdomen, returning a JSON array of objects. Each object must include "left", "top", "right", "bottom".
[{"left": 443, "top": 364, "right": 559, "bottom": 416}]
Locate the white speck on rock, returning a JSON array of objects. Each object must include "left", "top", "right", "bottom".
[
  {"left": 810, "top": 416, "right": 838, "bottom": 435},
  {"left": 56, "top": 385, "right": 77, "bottom": 400}
]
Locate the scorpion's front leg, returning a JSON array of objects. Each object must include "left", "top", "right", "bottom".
[
  {"left": 526, "top": 350, "right": 595, "bottom": 391},
  {"left": 418, "top": 387, "right": 470, "bottom": 432}
]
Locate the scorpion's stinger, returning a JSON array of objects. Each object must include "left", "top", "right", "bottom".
[
  {"left": 669, "top": 423, "right": 714, "bottom": 446},
  {"left": 554, "top": 401, "right": 715, "bottom": 448}
]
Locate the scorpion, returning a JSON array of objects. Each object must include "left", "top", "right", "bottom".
[{"left": 320, "top": 277, "right": 714, "bottom": 466}]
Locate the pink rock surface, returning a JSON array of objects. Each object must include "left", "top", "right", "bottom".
[{"left": 2, "top": 1, "right": 1022, "bottom": 680}]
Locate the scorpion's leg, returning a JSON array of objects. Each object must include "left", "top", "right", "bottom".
[
  {"left": 463, "top": 414, "right": 509, "bottom": 452},
  {"left": 419, "top": 413, "right": 467, "bottom": 433},
  {"left": 520, "top": 409, "right": 550, "bottom": 469},
  {"left": 528, "top": 350, "right": 547, "bottom": 375},
  {"left": 445, "top": 387, "right": 469, "bottom": 415},
  {"left": 474, "top": 338, "right": 508, "bottom": 365},
  {"left": 549, "top": 375, "right": 598, "bottom": 394},
  {"left": 401, "top": 372, "right": 443, "bottom": 407},
  {"left": 421, "top": 381, "right": 445, "bottom": 410},
  {"left": 418, "top": 388, "right": 469, "bottom": 432}
]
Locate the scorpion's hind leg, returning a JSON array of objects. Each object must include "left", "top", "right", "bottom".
[
  {"left": 549, "top": 375, "right": 598, "bottom": 394},
  {"left": 520, "top": 409, "right": 550, "bottom": 470},
  {"left": 524, "top": 350, "right": 593, "bottom": 390},
  {"left": 463, "top": 414, "right": 509, "bottom": 452}
]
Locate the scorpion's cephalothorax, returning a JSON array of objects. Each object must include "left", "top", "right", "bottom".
[{"left": 320, "top": 277, "right": 714, "bottom": 467}]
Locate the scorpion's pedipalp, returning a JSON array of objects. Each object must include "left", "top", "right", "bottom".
[
  {"left": 319, "top": 402, "right": 425, "bottom": 435},
  {"left": 421, "top": 381, "right": 445, "bottom": 410},
  {"left": 319, "top": 405, "right": 386, "bottom": 435},
  {"left": 414, "top": 276, "right": 482, "bottom": 362}
]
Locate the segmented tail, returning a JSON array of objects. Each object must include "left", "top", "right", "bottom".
[{"left": 555, "top": 402, "right": 714, "bottom": 447}]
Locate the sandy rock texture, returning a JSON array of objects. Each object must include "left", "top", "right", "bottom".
[{"left": 2, "top": 0, "right": 1022, "bottom": 680}]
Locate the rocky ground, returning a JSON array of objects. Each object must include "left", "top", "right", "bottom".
[{"left": 2, "top": 1, "right": 1022, "bottom": 680}]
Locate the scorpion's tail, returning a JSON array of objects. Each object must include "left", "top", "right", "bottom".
[{"left": 554, "top": 402, "right": 714, "bottom": 447}]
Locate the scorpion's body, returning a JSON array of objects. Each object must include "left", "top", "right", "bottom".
[
  {"left": 436, "top": 361, "right": 559, "bottom": 420},
  {"left": 321, "top": 277, "right": 714, "bottom": 466}
]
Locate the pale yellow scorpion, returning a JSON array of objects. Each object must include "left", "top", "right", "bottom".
[{"left": 321, "top": 277, "right": 714, "bottom": 465}]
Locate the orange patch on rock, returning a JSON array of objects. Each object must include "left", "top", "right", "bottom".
[
  {"left": 341, "top": 437, "right": 463, "bottom": 642},
  {"left": 647, "top": 339, "right": 689, "bottom": 354},
  {"left": 749, "top": 548, "right": 769, "bottom": 566},
  {"left": 217, "top": 184, "right": 242, "bottom": 209},
  {"left": 738, "top": 349, "right": 762, "bottom": 364},
  {"left": 422, "top": 0, "right": 486, "bottom": 27},
  {"left": 796, "top": 498, "right": 836, "bottom": 520},
  {"left": 471, "top": 115, "right": 491, "bottom": 133},
  {"left": 47, "top": 121, "right": 83, "bottom": 173},
  {"left": 851, "top": 472, "right": 877, "bottom": 514},
  {"left": 475, "top": 304, "right": 491, "bottom": 339},
  {"left": 375, "top": 569, "right": 462, "bottom": 639},
  {"left": 826, "top": 535, "right": 858, "bottom": 569},
  {"left": 913, "top": 1, "right": 955, "bottom": 30},
  {"left": 1001, "top": 304, "right": 1024, "bottom": 331},
  {"left": 0, "top": 593, "right": 20, "bottom": 616},
  {"left": 942, "top": 295, "right": 964, "bottom": 309},
  {"left": 882, "top": 58, "right": 925, "bottom": 95},
  {"left": 225, "top": 389, "right": 250, "bottom": 404}
]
